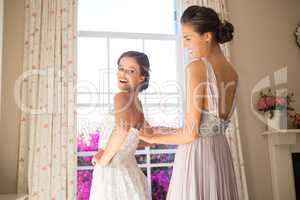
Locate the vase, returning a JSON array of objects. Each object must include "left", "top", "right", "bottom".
[{"left": 265, "top": 110, "right": 288, "bottom": 131}]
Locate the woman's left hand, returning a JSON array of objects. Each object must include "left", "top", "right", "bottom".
[{"left": 92, "top": 149, "right": 104, "bottom": 166}]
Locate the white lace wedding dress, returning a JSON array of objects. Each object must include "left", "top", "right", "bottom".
[{"left": 89, "top": 114, "right": 151, "bottom": 200}]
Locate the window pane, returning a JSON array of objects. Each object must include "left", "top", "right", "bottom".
[
  {"left": 78, "top": 0, "right": 176, "bottom": 34},
  {"left": 135, "top": 154, "right": 147, "bottom": 164},
  {"left": 145, "top": 106, "right": 180, "bottom": 127},
  {"left": 144, "top": 40, "right": 177, "bottom": 92},
  {"left": 77, "top": 37, "right": 108, "bottom": 93},
  {"left": 77, "top": 68, "right": 104, "bottom": 93},
  {"left": 77, "top": 93, "right": 108, "bottom": 105},
  {"left": 150, "top": 144, "right": 177, "bottom": 150},
  {"left": 150, "top": 154, "right": 175, "bottom": 164},
  {"left": 78, "top": 156, "right": 93, "bottom": 166},
  {"left": 78, "top": 37, "right": 107, "bottom": 68},
  {"left": 141, "top": 168, "right": 147, "bottom": 177},
  {"left": 139, "top": 93, "right": 147, "bottom": 103},
  {"left": 77, "top": 108, "right": 107, "bottom": 135},
  {"left": 144, "top": 93, "right": 180, "bottom": 105},
  {"left": 109, "top": 69, "right": 119, "bottom": 94}
]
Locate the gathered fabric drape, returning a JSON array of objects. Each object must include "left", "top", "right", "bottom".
[
  {"left": 17, "top": 0, "right": 77, "bottom": 199},
  {"left": 181, "top": 1, "right": 249, "bottom": 200}
]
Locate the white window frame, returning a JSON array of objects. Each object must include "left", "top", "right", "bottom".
[{"left": 76, "top": 0, "right": 185, "bottom": 194}]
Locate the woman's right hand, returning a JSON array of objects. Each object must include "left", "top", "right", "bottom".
[
  {"left": 91, "top": 149, "right": 104, "bottom": 166},
  {"left": 139, "top": 129, "right": 154, "bottom": 144}
]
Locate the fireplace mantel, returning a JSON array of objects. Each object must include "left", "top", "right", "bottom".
[{"left": 262, "top": 129, "right": 300, "bottom": 200}]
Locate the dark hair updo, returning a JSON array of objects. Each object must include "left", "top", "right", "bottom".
[
  {"left": 181, "top": 6, "right": 234, "bottom": 44},
  {"left": 117, "top": 51, "right": 150, "bottom": 92}
]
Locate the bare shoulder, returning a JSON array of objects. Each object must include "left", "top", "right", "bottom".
[
  {"left": 187, "top": 59, "right": 206, "bottom": 72},
  {"left": 114, "top": 92, "right": 130, "bottom": 104},
  {"left": 186, "top": 59, "right": 207, "bottom": 80},
  {"left": 220, "top": 58, "right": 238, "bottom": 82},
  {"left": 113, "top": 92, "right": 132, "bottom": 118}
]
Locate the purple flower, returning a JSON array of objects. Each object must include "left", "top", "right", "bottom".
[
  {"left": 151, "top": 167, "right": 173, "bottom": 200},
  {"left": 77, "top": 130, "right": 100, "bottom": 152},
  {"left": 77, "top": 170, "right": 93, "bottom": 200}
]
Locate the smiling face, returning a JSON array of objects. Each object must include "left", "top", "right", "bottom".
[
  {"left": 181, "top": 23, "right": 213, "bottom": 59},
  {"left": 117, "top": 56, "right": 145, "bottom": 92}
]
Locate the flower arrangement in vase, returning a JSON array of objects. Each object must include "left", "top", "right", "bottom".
[
  {"left": 256, "top": 89, "right": 294, "bottom": 130},
  {"left": 291, "top": 113, "right": 300, "bottom": 129}
]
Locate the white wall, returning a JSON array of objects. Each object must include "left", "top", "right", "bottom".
[
  {"left": 0, "top": 0, "right": 24, "bottom": 193},
  {"left": 228, "top": 0, "right": 300, "bottom": 199},
  {"left": 0, "top": 0, "right": 3, "bottom": 117}
]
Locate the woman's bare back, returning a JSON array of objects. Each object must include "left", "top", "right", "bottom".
[{"left": 202, "top": 57, "right": 238, "bottom": 120}]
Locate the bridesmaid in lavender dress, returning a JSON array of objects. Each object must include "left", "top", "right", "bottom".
[{"left": 140, "top": 6, "right": 239, "bottom": 200}]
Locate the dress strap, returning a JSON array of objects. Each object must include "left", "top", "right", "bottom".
[
  {"left": 200, "top": 57, "right": 220, "bottom": 117},
  {"left": 200, "top": 57, "right": 238, "bottom": 121}
]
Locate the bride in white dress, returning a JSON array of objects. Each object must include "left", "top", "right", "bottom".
[{"left": 89, "top": 51, "right": 151, "bottom": 200}]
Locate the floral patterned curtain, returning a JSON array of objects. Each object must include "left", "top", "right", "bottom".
[
  {"left": 17, "top": 0, "right": 77, "bottom": 199},
  {"left": 181, "top": 1, "right": 249, "bottom": 200}
]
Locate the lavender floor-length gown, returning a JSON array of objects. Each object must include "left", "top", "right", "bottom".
[{"left": 167, "top": 57, "right": 239, "bottom": 200}]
